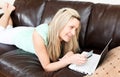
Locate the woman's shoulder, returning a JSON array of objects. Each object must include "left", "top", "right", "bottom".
[
  {"left": 35, "top": 23, "right": 48, "bottom": 46},
  {"left": 36, "top": 23, "right": 48, "bottom": 33},
  {"left": 36, "top": 23, "right": 48, "bottom": 28}
]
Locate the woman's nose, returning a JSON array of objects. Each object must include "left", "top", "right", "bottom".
[{"left": 71, "top": 29, "right": 75, "bottom": 36}]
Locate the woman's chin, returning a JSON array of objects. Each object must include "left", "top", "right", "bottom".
[{"left": 63, "top": 38, "right": 71, "bottom": 42}]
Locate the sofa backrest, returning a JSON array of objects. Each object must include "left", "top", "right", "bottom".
[
  {"left": 85, "top": 4, "right": 120, "bottom": 50},
  {"left": 40, "top": 1, "right": 120, "bottom": 51},
  {"left": 1, "top": 0, "right": 120, "bottom": 55},
  {"left": 12, "top": 0, "right": 45, "bottom": 27}
]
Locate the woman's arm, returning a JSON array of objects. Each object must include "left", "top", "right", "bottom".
[
  {"left": 33, "top": 30, "right": 70, "bottom": 71},
  {"left": 32, "top": 30, "right": 87, "bottom": 72}
]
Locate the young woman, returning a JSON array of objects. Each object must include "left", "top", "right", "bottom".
[
  {"left": 0, "top": 5, "right": 87, "bottom": 72},
  {"left": 0, "top": 3, "right": 15, "bottom": 31}
]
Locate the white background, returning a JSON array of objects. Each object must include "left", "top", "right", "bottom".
[
  {"left": 0, "top": 0, "right": 15, "bottom": 5},
  {"left": 0, "top": 0, "right": 120, "bottom": 5},
  {"left": 62, "top": 0, "right": 120, "bottom": 5}
]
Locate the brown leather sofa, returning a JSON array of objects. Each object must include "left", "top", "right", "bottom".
[{"left": 0, "top": 0, "right": 120, "bottom": 77}]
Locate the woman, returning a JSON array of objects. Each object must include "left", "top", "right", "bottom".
[
  {"left": 0, "top": 4, "right": 87, "bottom": 72},
  {"left": 0, "top": 3, "right": 15, "bottom": 30}
]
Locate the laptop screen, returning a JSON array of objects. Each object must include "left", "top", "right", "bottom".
[{"left": 98, "top": 38, "right": 112, "bottom": 65}]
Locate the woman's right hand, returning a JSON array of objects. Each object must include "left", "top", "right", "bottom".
[{"left": 68, "top": 53, "right": 87, "bottom": 65}]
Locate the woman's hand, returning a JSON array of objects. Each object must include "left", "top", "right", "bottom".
[
  {"left": 59, "top": 51, "right": 87, "bottom": 66},
  {"left": 68, "top": 53, "right": 87, "bottom": 65}
]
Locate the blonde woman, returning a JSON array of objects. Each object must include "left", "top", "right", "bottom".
[
  {"left": 0, "top": 3, "right": 15, "bottom": 31},
  {"left": 0, "top": 7, "right": 87, "bottom": 72}
]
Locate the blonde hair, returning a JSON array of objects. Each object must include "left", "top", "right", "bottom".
[{"left": 47, "top": 8, "right": 81, "bottom": 61}]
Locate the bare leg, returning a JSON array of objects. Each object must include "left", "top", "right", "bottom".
[
  {"left": 8, "top": 17, "right": 13, "bottom": 25},
  {"left": 6, "top": 17, "right": 13, "bottom": 29},
  {"left": 0, "top": 3, "right": 15, "bottom": 29}
]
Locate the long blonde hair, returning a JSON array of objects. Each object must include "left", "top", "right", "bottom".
[{"left": 47, "top": 8, "right": 81, "bottom": 61}]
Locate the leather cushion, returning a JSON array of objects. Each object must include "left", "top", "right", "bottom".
[
  {"left": 0, "top": 49, "right": 85, "bottom": 77},
  {"left": 0, "top": 49, "right": 54, "bottom": 77}
]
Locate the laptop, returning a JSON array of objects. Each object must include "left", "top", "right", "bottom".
[
  {"left": 68, "top": 39, "right": 112, "bottom": 75},
  {"left": 98, "top": 38, "right": 112, "bottom": 65}
]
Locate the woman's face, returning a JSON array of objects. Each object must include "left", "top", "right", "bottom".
[{"left": 59, "top": 17, "right": 80, "bottom": 42}]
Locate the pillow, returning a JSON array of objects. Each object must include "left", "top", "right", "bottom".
[{"left": 84, "top": 46, "right": 120, "bottom": 77}]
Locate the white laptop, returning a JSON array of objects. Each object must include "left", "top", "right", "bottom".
[{"left": 69, "top": 39, "right": 112, "bottom": 75}]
